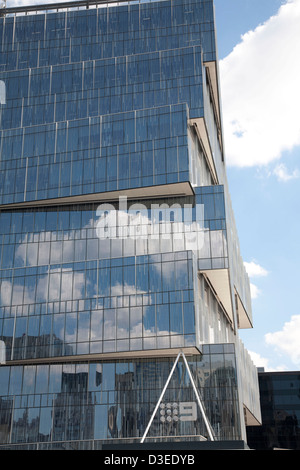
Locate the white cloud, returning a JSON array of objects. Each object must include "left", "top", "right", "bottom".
[
  {"left": 265, "top": 315, "right": 300, "bottom": 366},
  {"left": 273, "top": 163, "right": 300, "bottom": 182},
  {"left": 244, "top": 261, "right": 268, "bottom": 278},
  {"left": 219, "top": 0, "right": 300, "bottom": 167},
  {"left": 244, "top": 261, "right": 268, "bottom": 299},
  {"left": 249, "top": 283, "right": 261, "bottom": 300},
  {"left": 248, "top": 351, "right": 270, "bottom": 371},
  {"left": 248, "top": 350, "right": 288, "bottom": 372}
]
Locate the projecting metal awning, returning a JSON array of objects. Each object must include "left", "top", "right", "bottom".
[
  {"left": 201, "top": 268, "right": 234, "bottom": 325},
  {"left": 201, "top": 269, "right": 253, "bottom": 330}
]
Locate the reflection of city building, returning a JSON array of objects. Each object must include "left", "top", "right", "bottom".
[
  {"left": 0, "top": 397, "right": 13, "bottom": 442},
  {"left": 0, "top": 0, "right": 261, "bottom": 449},
  {"left": 114, "top": 371, "right": 137, "bottom": 439},
  {"left": 247, "top": 370, "right": 300, "bottom": 450},
  {"left": 52, "top": 371, "right": 95, "bottom": 442}
]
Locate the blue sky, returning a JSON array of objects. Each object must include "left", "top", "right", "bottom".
[
  {"left": 5, "top": 0, "right": 300, "bottom": 371},
  {"left": 214, "top": 0, "right": 300, "bottom": 371}
]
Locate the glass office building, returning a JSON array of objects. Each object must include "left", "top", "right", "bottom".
[
  {"left": 247, "top": 371, "right": 300, "bottom": 450},
  {"left": 0, "top": 0, "right": 261, "bottom": 448}
]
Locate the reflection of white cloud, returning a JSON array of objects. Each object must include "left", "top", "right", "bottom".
[
  {"left": 265, "top": 315, "right": 300, "bottom": 366},
  {"left": 0, "top": 281, "right": 12, "bottom": 306},
  {"left": 110, "top": 282, "right": 152, "bottom": 307},
  {"left": 49, "top": 268, "right": 85, "bottom": 302},
  {"left": 111, "top": 282, "right": 141, "bottom": 297},
  {"left": 15, "top": 222, "right": 95, "bottom": 267},
  {"left": 0, "top": 273, "right": 185, "bottom": 347},
  {"left": 0, "top": 268, "right": 87, "bottom": 308},
  {"left": 0, "top": 80, "right": 6, "bottom": 105},
  {"left": 95, "top": 207, "right": 205, "bottom": 255},
  {"left": 1, "top": 278, "right": 40, "bottom": 306},
  {"left": 220, "top": 0, "right": 300, "bottom": 167},
  {"left": 14, "top": 209, "right": 205, "bottom": 269}
]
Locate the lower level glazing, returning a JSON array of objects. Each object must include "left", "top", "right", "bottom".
[{"left": 0, "top": 344, "right": 241, "bottom": 448}]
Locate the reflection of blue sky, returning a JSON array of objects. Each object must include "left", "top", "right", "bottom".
[
  {"left": 0, "top": 199, "right": 223, "bottom": 354},
  {"left": 0, "top": 231, "right": 196, "bottom": 352},
  {"left": 1, "top": 205, "right": 207, "bottom": 306}
]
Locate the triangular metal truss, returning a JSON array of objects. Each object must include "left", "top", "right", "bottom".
[{"left": 141, "top": 351, "right": 215, "bottom": 443}]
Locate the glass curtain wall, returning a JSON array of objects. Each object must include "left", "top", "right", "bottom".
[
  {"left": 0, "top": 0, "right": 260, "bottom": 448},
  {"left": 0, "top": 346, "right": 241, "bottom": 448}
]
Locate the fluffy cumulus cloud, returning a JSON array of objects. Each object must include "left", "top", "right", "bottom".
[
  {"left": 248, "top": 351, "right": 269, "bottom": 369},
  {"left": 219, "top": 0, "right": 300, "bottom": 168},
  {"left": 248, "top": 350, "right": 288, "bottom": 372},
  {"left": 248, "top": 283, "right": 260, "bottom": 300},
  {"left": 265, "top": 315, "right": 300, "bottom": 366},
  {"left": 244, "top": 260, "right": 268, "bottom": 299},
  {"left": 244, "top": 261, "right": 268, "bottom": 278}
]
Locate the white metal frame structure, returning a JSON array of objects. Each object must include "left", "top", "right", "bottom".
[{"left": 141, "top": 351, "right": 215, "bottom": 443}]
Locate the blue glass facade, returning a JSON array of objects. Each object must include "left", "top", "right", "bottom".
[
  {"left": 0, "top": 0, "right": 217, "bottom": 205},
  {"left": 0, "top": 0, "right": 260, "bottom": 448},
  {"left": 0, "top": 187, "right": 229, "bottom": 360},
  {"left": 0, "top": 345, "right": 242, "bottom": 447},
  {"left": 0, "top": 103, "right": 193, "bottom": 203}
]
